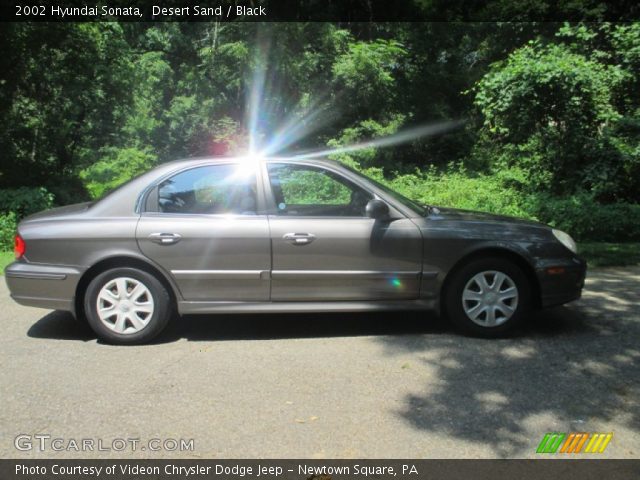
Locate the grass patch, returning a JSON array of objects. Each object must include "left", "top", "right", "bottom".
[
  {"left": 0, "top": 250, "right": 13, "bottom": 275},
  {"left": 579, "top": 242, "right": 640, "bottom": 267}
]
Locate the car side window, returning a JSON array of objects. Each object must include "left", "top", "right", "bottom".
[
  {"left": 157, "top": 164, "right": 257, "bottom": 215},
  {"left": 267, "top": 163, "right": 372, "bottom": 217}
]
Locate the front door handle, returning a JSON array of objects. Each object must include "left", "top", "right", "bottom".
[
  {"left": 283, "top": 233, "right": 316, "bottom": 246},
  {"left": 148, "top": 232, "right": 182, "bottom": 245}
]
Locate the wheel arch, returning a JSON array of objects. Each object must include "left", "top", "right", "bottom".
[
  {"left": 74, "top": 255, "right": 180, "bottom": 321},
  {"left": 440, "top": 246, "right": 541, "bottom": 313}
]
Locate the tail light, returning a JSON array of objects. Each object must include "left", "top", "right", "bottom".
[{"left": 14, "top": 234, "right": 25, "bottom": 259}]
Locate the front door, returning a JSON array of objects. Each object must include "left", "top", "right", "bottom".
[
  {"left": 265, "top": 162, "right": 423, "bottom": 301},
  {"left": 136, "top": 163, "right": 271, "bottom": 302}
]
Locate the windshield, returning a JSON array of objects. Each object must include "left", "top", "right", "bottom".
[{"left": 341, "top": 164, "right": 428, "bottom": 215}]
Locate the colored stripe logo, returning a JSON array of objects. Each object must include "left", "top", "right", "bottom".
[{"left": 536, "top": 433, "right": 613, "bottom": 454}]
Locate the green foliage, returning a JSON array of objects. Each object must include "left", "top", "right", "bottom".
[
  {"left": 531, "top": 192, "right": 640, "bottom": 242},
  {"left": 332, "top": 39, "right": 408, "bottom": 118},
  {"left": 578, "top": 242, "right": 640, "bottom": 267},
  {"left": 475, "top": 40, "right": 622, "bottom": 193},
  {"left": 80, "top": 148, "right": 157, "bottom": 200},
  {"left": 473, "top": 24, "right": 640, "bottom": 202},
  {"left": 0, "top": 187, "right": 54, "bottom": 249},
  {"left": 120, "top": 50, "right": 173, "bottom": 149},
  {"left": 0, "top": 249, "right": 14, "bottom": 273},
  {"left": 0, "top": 187, "right": 55, "bottom": 217},
  {"left": 332, "top": 38, "right": 407, "bottom": 94},
  {"left": 351, "top": 162, "right": 640, "bottom": 242},
  {"left": 0, "top": 22, "right": 638, "bottom": 243},
  {"left": 327, "top": 114, "right": 407, "bottom": 170},
  {"left": 0, "top": 23, "right": 135, "bottom": 189},
  {"left": 210, "top": 117, "right": 247, "bottom": 155},
  {"left": 0, "top": 212, "right": 17, "bottom": 251},
  {"left": 385, "top": 165, "right": 531, "bottom": 218}
]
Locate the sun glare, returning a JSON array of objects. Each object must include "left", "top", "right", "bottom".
[{"left": 234, "top": 29, "right": 464, "bottom": 163}]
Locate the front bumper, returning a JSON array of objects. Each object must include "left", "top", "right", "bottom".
[
  {"left": 537, "top": 255, "right": 587, "bottom": 308},
  {"left": 4, "top": 261, "right": 83, "bottom": 312}
]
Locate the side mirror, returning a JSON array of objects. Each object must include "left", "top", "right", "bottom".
[{"left": 365, "top": 199, "right": 390, "bottom": 219}]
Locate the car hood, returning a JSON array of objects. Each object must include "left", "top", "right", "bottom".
[
  {"left": 22, "top": 202, "right": 93, "bottom": 223},
  {"left": 428, "top": 206, "right": 546, "bottom": 228}
]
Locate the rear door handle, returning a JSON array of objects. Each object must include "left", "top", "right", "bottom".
[
  {"left": 148, "top": 232, "right": 182, "bottom": 245},
  {"left": 283, "top": 233, "right": 316, "bottom": 245}
]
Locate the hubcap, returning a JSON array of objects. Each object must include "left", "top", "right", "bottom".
[
  {"left": 96, "top": 277, "right": 154, "bottom": 334},
  {"left": 462, "top": 270, "right": 518, "bottom": 327}
]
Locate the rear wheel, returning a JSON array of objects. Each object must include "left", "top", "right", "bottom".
[
  {"left": 444, "top": 257, "right": 531, "bottom": 337},
  {"left": 84, "top": 267, "right": 172, "bottom": 345}
]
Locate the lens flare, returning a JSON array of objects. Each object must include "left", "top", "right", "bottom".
[
  {"left": 291, "top": 119, "right": 465, "bottom": 160},
  {"left": 228, "top": 153, "right": 263, "bottom": 180},
  {"left": 260, "top": 91, "right": 337, "bottom": 157},
  {"left": 245, "top": 30, "right": 271, "bottom": 156},
  {"left": 238, "top": 29, "right": 464, "bottom": 163}
]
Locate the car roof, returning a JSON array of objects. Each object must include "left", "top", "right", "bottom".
[{"left": 164, "top": 156, "right": 342, "bottom": 169}]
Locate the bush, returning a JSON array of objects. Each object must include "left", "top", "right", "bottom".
[
  {"left": 45, "top": 177, "right": 91, "bottom": 207},
  {"left": 0, "top": 187, "right": 55, "bottom": 251},
  {"left": 349, "top": 161, "right": 640, "bottom": 242},
  {"left": 0, "top": 212, "right": 17, "bottom": 251},
  {"left": 80, "top": 147, "right": 157, "bottom": 199},
  {"left": 356, "top": 163, "right": 532, "bottom": 219},
  {"left": 332, "top": 39, "right": 407, "bottom": 114},
  {"left": 530, "top": 192, "right": 640, "bottom": 242},
  {"left": 391, "top": 167, "right": 532, "bottom": 219},
  {"left": 472, "top": 35, "right": 639, "bottom": 201},
  {"left": 0, "top": 187, "right": 55, "bottom": 218}
]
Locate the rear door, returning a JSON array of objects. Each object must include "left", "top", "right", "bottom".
[
  {"left": 136, "top": 162, "right": 271, "bottom": 302},
  {"left": 264, "top": 162, "right": 423, "bottom": 301}
]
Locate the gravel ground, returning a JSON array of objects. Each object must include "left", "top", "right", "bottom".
[{"left": 1, "top": 267, "right": 638, "bottom": 459}]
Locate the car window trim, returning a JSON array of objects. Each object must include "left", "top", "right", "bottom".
[
  {"left": 266, "top": 215, "right": 377, "bottom": 220},
  {"left": 140, "top": 211, "right": 268, "bottom": 219},
  {"left": 144, "top": 185, "right": 159, "bottom": 213}
]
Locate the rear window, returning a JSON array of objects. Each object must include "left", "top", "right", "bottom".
[{"left": 158, "top": 164, "right": 258, "bottom": 215}]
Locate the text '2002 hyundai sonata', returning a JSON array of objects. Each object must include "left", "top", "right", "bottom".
[{"left": 5, "top": 157, "right": 586, "bottom": 344}]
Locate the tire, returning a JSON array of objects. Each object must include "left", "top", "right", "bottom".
[
  {"left": 84, "top": 267, "right": 172, "bottom": 345},
  {"left": 444, "top": 257, "right": 531, "bottom": 337}
]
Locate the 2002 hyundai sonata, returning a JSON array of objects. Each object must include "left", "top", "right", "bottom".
[{"left": 5, "top": 157, "right": 586, "bottom": 344}]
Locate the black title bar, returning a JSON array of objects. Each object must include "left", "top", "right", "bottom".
[{"left": 1, "top": 0, "right": 640, "bottom": 22}]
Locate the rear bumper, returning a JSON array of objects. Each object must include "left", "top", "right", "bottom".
[
  {"left": 537, "top": 256, "right": 587, "bottom": 308},
  {"left": 4, "top": 261, "right": 83, "bottom": 312}
]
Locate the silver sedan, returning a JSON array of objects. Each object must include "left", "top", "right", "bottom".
[{"left": 5, "top": 157, "right": 586, "bottom": 344}]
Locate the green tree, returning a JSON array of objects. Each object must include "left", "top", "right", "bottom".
[
  {"left": 80, "top": 147, "right": 157, "bottom": 199},
  {"left": 473, "top": 35, "right": 635, "bottom": 199}
]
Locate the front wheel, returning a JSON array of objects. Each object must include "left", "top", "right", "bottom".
[
  {"left": 84, "top": 268, "right": 172, "bottom": 345},
  {"left": 444, "top": 257, "right": 531, "bottom": 337}
]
